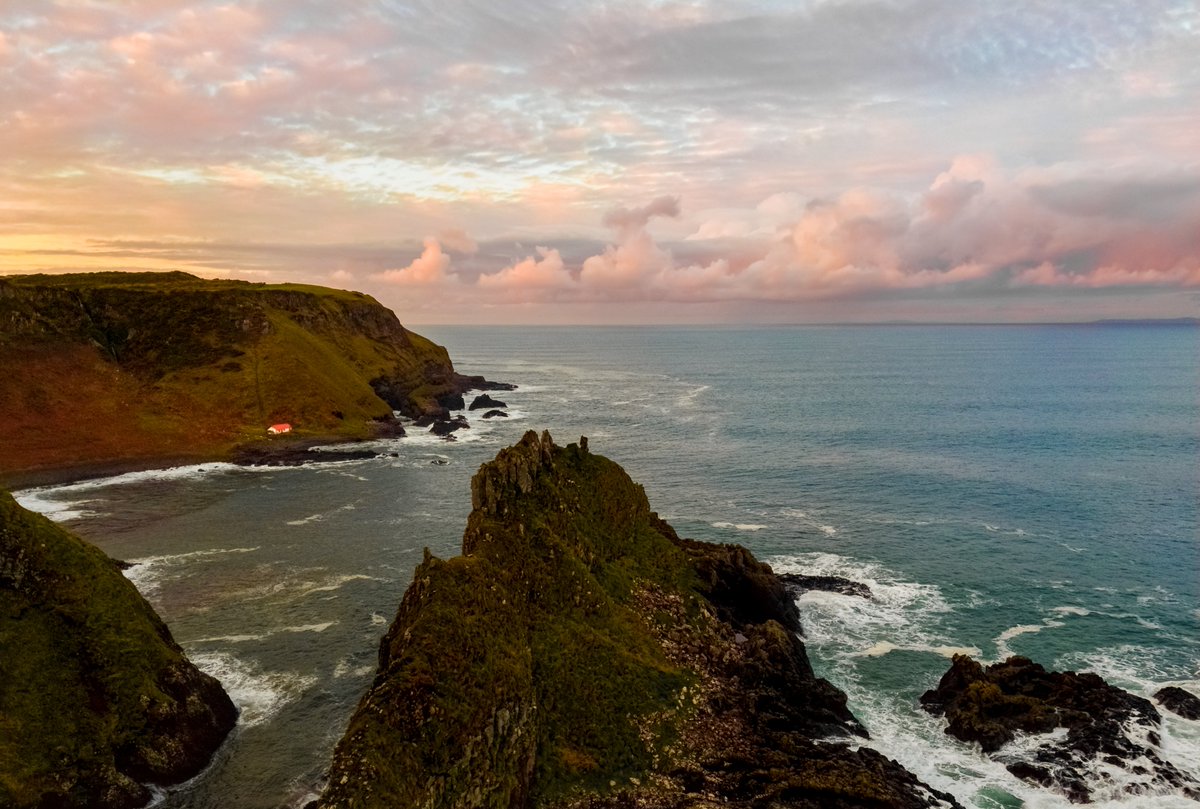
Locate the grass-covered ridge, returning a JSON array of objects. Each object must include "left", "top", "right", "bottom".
[
  {"left": 0, "top": 488, "right": 237, "bottom": 809},
  {"left": 318, "top": 432, "right": 961, "bottom": 809},
  {"left": 0, "top": 272, "right": 465, "bottom": 483}
]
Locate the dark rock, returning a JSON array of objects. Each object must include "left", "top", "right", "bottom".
[
  {"left": 436, "top": 391, "right": 466, "bottom": 411},
  {"left": 481, "top": 409, "right": 508, "bottom": 419},
  {"left": 469, "top": 393, "right": 508, "bottom": 410},
  {"left": 231, "top": 445, "right": 378, "bottom": 467},
  {"left": 429, "top": 458, "right": 448, "bottom": 466},
  {"left": 411, "top": 413, "right": 441, "bottom": 428},
  {"left": 455, "top": 373, "right": 517, "bottom": 392},
  {"left": 428, "top": 416, "right": 469, "bottom": 436},
  {"left": 1156, "top": 686, "right": 1200, "bottom": 720},
  {"left": 1, "top": 490, "right": 237, "bottom": 809},
  {"left": 921, "top": 655, "right": 1200, "bottom": 802},
  {"left": 317, "top": 432, "right": 960, "bottom": 809},
  {"left": 778, "top": 573, "right": 872, "bottom": 599}
]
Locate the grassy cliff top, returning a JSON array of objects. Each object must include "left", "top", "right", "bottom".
[{"left": 0, "top": 271, "right": 469, "bottom": 483}]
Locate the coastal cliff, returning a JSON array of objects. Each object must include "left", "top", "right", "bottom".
[
  {"left": 318, "top": 431, "right": 960, "bottom": 808},
  {"left": 0, "top": 489, "right": 237, "bottom": 808},
  {"left": 0, "top": 272, "right": 488, "bottom": 484}
]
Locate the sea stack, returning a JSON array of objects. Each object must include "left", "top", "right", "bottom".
[
  {"left": 0, "top": 489, "right": 238, "bottom": 809},
  {"left": 318, "top": 431, "right": 960, "bottom": 808}
]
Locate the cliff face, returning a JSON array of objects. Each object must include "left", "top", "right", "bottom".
[
  {"left": 0, "top": 489, "right": 238, "bottom": 809},
  {"left": 319, "top": 431, "right": 960, "bottom": 809},
  {"left": 0, "top": 272, "right": 469, "bottom": 482}
]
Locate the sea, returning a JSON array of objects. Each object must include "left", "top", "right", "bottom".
[{"left": 14, "top": 324, "right": 1200, "bottom": 809}]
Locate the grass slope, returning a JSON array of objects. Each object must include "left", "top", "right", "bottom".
[{"left": 0, "top": 272, "right": 460, "bottom": 482}]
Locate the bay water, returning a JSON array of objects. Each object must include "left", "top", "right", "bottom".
[{"left": 15, "top": 324, "right": 1199, "bottom": 808}]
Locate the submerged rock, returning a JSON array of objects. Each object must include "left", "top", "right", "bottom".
[
  {"left": 482, "top": 409, "right": 509, "bottom": 419},
  {"left": 1155, "top": 686, "right": 1200, "bottom": 720},
  {"left": 0, "top": 490, "right": 237, "bottom": 809},
  {"left": 778, "top": 573, "right": 872, "bottom": 599},
  {"left": 317, "top": 431, "right": 960, "bottom": 809},
  {"left": 921, "top": 655, "right": 1200, "bottom": 803}
]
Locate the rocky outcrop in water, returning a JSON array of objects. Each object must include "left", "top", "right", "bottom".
[
  {"left": 469, "top": 393, "right": 508, "bottom": 411},
  {"left": 0, "top": 489, "right": 237, "bottom": 809},
  {"left": 778, "top": 573, "right": 872, "bottom": 599},
  {"left": 1155, "top": 687, "right": 1200, "bottom": 721},
  {"left": 921, "top": 655, "right": 1200, "bottom": 803},
  {"left": 317, "top": 431, "right": 960, "bottom": 809}
]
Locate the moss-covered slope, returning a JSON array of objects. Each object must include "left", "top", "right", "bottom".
[
  {"left": 0, "top": 272, "right": 470, "bottom": 482},
  {"left": 0, "top": 489, "right": 237, "bottom": 808},
  {"left": 319, "top": 432, "right": 960, "bottom": 809}
]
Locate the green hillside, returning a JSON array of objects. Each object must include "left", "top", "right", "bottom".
[
  {"left": 0, "top": 488, "right": 237, "bottom": 808},
  {"left": 0, "top": 272, "right": 468, "bottom": 483}
]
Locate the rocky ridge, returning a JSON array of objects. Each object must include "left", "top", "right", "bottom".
[
  {"left": 317, "top": 431, "right": 961, "bottom": 809},
  {"left": 0, "top": 488, "right": 237, "bottom": 809}
]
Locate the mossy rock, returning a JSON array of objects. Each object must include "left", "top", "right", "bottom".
[
  {"left": 0, "top": 489, "right": 237, "bottom": 808},
  {"left": 318, "top": 432, "right": 960, "bottom": 809}
]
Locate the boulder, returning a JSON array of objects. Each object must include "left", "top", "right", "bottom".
[
  {"left": 1155, "top": 686, "right": 1200, "bottom": 720},
  {"left": 481, "top": 409, "right": 508, "bottom": 419}
]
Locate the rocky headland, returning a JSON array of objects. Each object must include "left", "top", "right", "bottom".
[
  {"left": 921, "top": 654, "right": 1200, "bottom": 803},
  {"left": 0, "top": 272, "right": 507, "bottom": 486},
  {"left": 316, "top": 431, "right": 961, "bottom": 809},
  {"left": 0, "top": 488, "right": 237, "bottom": 809}
]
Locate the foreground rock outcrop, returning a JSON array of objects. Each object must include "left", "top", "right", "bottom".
[
  {"left": 0, "top": 489, "right": 237, "bottom": 808},
  {"left": 0, "top": 272, "right": 502, "bottom": 485},
  {"left": 318, "top": 431, "right": 960, "bottom": 809},
  {"left": 921, "top": 655, "right": 1200, "bottom": 803}
]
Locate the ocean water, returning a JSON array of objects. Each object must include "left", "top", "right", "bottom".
[{"left": 14, "top": 324, "right": 1200, "bottom": 809}]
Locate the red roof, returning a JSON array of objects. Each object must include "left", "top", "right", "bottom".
[{"left": 268, "top": 423, "right": 292, "bottom": 433}]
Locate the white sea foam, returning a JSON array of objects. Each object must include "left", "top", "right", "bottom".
[
  {"left": 123, "top": 547, "right": 259, "bottom": 596},
  {"left": 13, "top": 462, "right": 282, "bottom": 523},
  {"left": 370, "top": 612, "right": 388, "bottom": 626},
  {"left": 711, "top": 521, "right": 767, "bottom": 532},
  {"left": 819, "top": 524, "right": 838, "bottom": 536},
  {"left": 333, "top": 658, "right": 376, "bottom": 679},
  {"left": 993, "top": 620, "right": 1064, "bottom": 660},
  {"left": 293, "top": 574, "right": 381, "bottom": 598},
  {"left": 188, "top": 651, "right": 317, "bottom": 728}
]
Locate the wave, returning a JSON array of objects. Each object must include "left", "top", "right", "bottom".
[
  {"left": 711, "top": 521, "right": 767, "bottom": 532},
  {"left": 124, "top": 547, "right": 259, "bottom": 596},
  {"left": 776, "top": 551, "right": 1200, "bottom": 806},
  {"left": 187, "top": 651, "right": 317, "bottom": 728}
]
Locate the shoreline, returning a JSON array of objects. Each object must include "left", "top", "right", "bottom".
[{"left": 1, "top": 434, "right": 385, "bottom": 492}]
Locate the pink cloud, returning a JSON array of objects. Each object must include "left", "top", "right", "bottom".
[
  {"left": 478, "top": 247, "right": 569, "bottom": 293},
  {"left": 376, "top": 238, "right": 454, "bottom": 285}
]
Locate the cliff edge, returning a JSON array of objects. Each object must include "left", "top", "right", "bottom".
[
  {"left": 0, "top": 272, "right": 491, "bottom": 484},
  {"left": 318, "top": 431, "right": 960, "bottom": 809},
  {"left": 0, "top": 489, "right": 238, "bottom": 808}
]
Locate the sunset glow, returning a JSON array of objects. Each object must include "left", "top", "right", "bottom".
[{"left": 3, "top": 1, "right": 1199, "bottom": 323}]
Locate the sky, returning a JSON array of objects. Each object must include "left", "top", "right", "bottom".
[{"left": 2, "top": 1, "right": 1199, "bottom": 324}]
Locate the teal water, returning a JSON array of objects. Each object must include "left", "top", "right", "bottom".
[{"left": 16, "top": 324, "right": 1200, "bottom": 808}]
